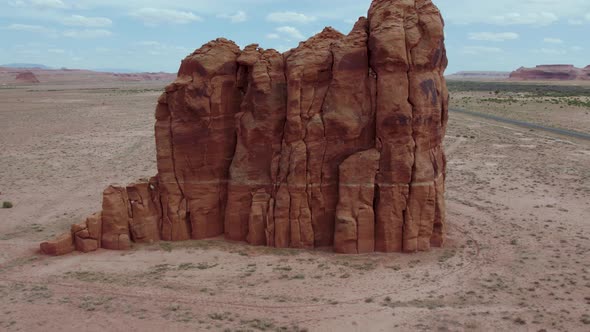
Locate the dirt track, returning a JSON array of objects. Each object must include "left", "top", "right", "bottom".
[
  {"left": 0, "top": 83, "right": 589, "bottom": 331},
  {"left": 451, "top": 108, "right": 590, "bottom": 140}
]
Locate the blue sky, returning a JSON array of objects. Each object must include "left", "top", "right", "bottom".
[{"left": 1, "top": 0, "right": 589, "bottom": 73}]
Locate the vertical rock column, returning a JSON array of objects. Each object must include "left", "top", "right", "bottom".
[
  {"left": 155, "top": 90, "right": 191, "bottom": 241},
  {"left": 369, "top": 0, "right": 447, "bottom": 252},
  {"left": 334, "top": 149, "right": 380, "bottom": 254},
  {"left": 224, "top": 45, "right": 287, "bottom": 245},
  {"left": 370, "top": 0, "right": 416, "bottom": 253},
  {"left": 160, "top": 39, "right": 242, "bottom": 240},
  {"left": 327, "top": 18, "right": 379, "bottom": 253},
  {"left": 100, "top": 186, "right": 132, "bottom": 250},
  {"left": 274, "top": 28, "right": 343, "bottom": 248},
  {"left": 404, "top": 0, "right": 448, "bottom": 251},
  {"left": 127, "top": 178, "right": 162, "bottom": 243}
]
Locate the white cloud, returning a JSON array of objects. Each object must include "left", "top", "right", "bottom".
[
  {"left": 130, "top": 40, "right": 191, "bottom": 58},
  {"left": 568, "top": 19, "right": 584, "bottom": 25},
  {"left": 571, "top": 46, "right": 583, "bottom": 51},
  {"left": 5, "top": 23, "right": 58, "bottom": 37},
  {"left": 6, "top": 23, "right": 47, "bottom": 33},
  {"left": 460, "top": 46, "right": 503, "bottom": 55},
  {"left": 132, "top": 8, "right": 202, "bottom": 25},
  {"left": 14, "top": 0, "right": 67, "bottom": 9},
  {"left": 586, "top": 13, "right": 590, "bottom": 20},
  {"left": 136, "top": 41, "right": 162, "bottom": 47},
  {"left": 48, "top": 48, "right": 65, "bottom": 53},
  {"left": 535, "top": 48, "right": 567, "bottom": 55},
  {"left": 63, "top": 29, "right": 112, "bottom": 39},
  {"left": 468, "top": 32, "right": 519, "bottom": 42},
  {"left": 490, "top": 12, "right": 558, "bottom": 25},
  {"left": 439, "top": 0, "right": 590, "bottom": 26},
  {"left": 10, "top": 0, "right": 67, "bottom": 9},
  {"left": 266, "top": 33, "right": 280, "bottom": 39},
  {"left": 267, "top": 11, "right": 316, "bottom": 24},
  {"left": 543, "top": 38, "right": 563, "bottom": 44},
  {"left": 62, "top": 15, "right": 112, "bottom": 27},
  {"left": 218, "top": 11, "right": 247, "bottom": 23},
  {"left": 276, "top": 26, "right": 304, "bottom": 40},
  {"left": 32, "top": 0, "right": 66, "bottom": 9}
]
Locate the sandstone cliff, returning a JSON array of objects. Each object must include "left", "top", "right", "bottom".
[{"left": 41, "top": 0, "right": 449, "bottom": 256}]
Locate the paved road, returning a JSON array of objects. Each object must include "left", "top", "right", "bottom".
[{"left": 450, "top": 108, "right": 590, "bottom": 141}]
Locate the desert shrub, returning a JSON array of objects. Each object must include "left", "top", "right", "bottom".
[{"left": 2, "top": 201, "right": 13, "bottom": 209}]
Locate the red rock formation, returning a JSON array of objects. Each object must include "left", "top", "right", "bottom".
[
  {"left": 15, "top": 71, "right": 40, "bottom": 84},
  {"left": 510, "top": 64, "right": 590, "bottom": 81},
  {"left": 41, "top": 0, "right": 449, "bottom": 256}
]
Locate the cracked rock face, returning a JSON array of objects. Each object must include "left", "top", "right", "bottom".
[{"left": 41, "top": 0, "right": 449, "bottom": 256}]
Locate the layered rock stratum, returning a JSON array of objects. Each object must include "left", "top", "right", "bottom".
[
  {"left": 510, "top": 64, "right": 590, "bottom": 81},
  {"left": 41, "top": 0, "right": 449, "bottom": 255}
]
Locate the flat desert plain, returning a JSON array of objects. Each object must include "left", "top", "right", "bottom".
[{"left": 0, "top": 80, "right": 589, "bottom": 331}]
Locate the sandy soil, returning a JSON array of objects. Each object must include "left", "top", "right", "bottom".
[
  {"left": 450, "top": 81, "right": 590, "bottom": 134},
  {"left": 0, "top": 82, "right": 589, "bottom": 331}
]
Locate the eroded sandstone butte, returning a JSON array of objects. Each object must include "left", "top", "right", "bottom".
[
  {"left": 40, "top": 0, "right": 449, "bottom": 256},
  {"left": 15, "top": 71, "right": 40, "bottom": 84}
]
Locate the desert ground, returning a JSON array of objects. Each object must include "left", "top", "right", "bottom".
[{"left": 0, "top": 80, "right": 589, "bottom": 331}]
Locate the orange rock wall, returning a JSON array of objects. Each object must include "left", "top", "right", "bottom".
[{"left": 41, "top": 0, "right": 449, "bottom": 256}]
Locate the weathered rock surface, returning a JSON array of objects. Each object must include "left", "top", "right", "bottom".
[
  {"left": 40, "top": 232, "right": 74, "bottom": 256},
  {"left": 41, "top": 0, "right": 449, "bottom": 256},
  {"left": 334, "top": 149, "right": 380, "bottom": 254},
  {"left": 510, "top": 64, "right": 590, "bottom": 81}
]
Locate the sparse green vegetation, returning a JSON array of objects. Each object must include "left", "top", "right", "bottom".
[
  {"left": 208, "top": 312, "right": 231, "bottom": 321},
  {"left": 238, "top": 318, "right": 309, "bottom": 332},
  {"left": 79, "top": 296, "right": 113, "bottom": 312},
  {"left": 177, "top": 262, "right": 218, "bottom": 270},
  {"left": 159, "top": 242, "right": 173, "bottom": 252},
  {"left": 2, "top": 201, "right": 13, "bottom": 209},
  {"left": 448, "top": 81, "right": 590, "bottom": 98},
  {"left": 513, "top": 317, "right": 527, "bottom": 325},
  {"left": 438, "top": 249, "right": 456, "bottom": 263}
]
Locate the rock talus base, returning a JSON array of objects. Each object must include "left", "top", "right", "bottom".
[{"left": 41, "top": 0, "right": 449, "bottom": 256}]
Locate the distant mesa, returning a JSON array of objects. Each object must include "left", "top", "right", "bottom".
[
  {"left": 509, "top": 64, "right": 590, "bottom": 81},
  {"left": 0, "top": 66, "right": 176, "bottom": 85},
  {"left": 15, "top": 71, "right": 40, "bottom": 84},
  {"left": 1, "top": 63, "right": 51, "bottom": 70}
]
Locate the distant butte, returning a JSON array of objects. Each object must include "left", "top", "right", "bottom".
[
  {"left": 510, "top": 64, "right": 590, "bottom": 81},
  {"left": 40, "top": 0, "right": 449, "bottom": 256},
  {"left": 15, "top": 71, "right": 40, "bottom": 84}
]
